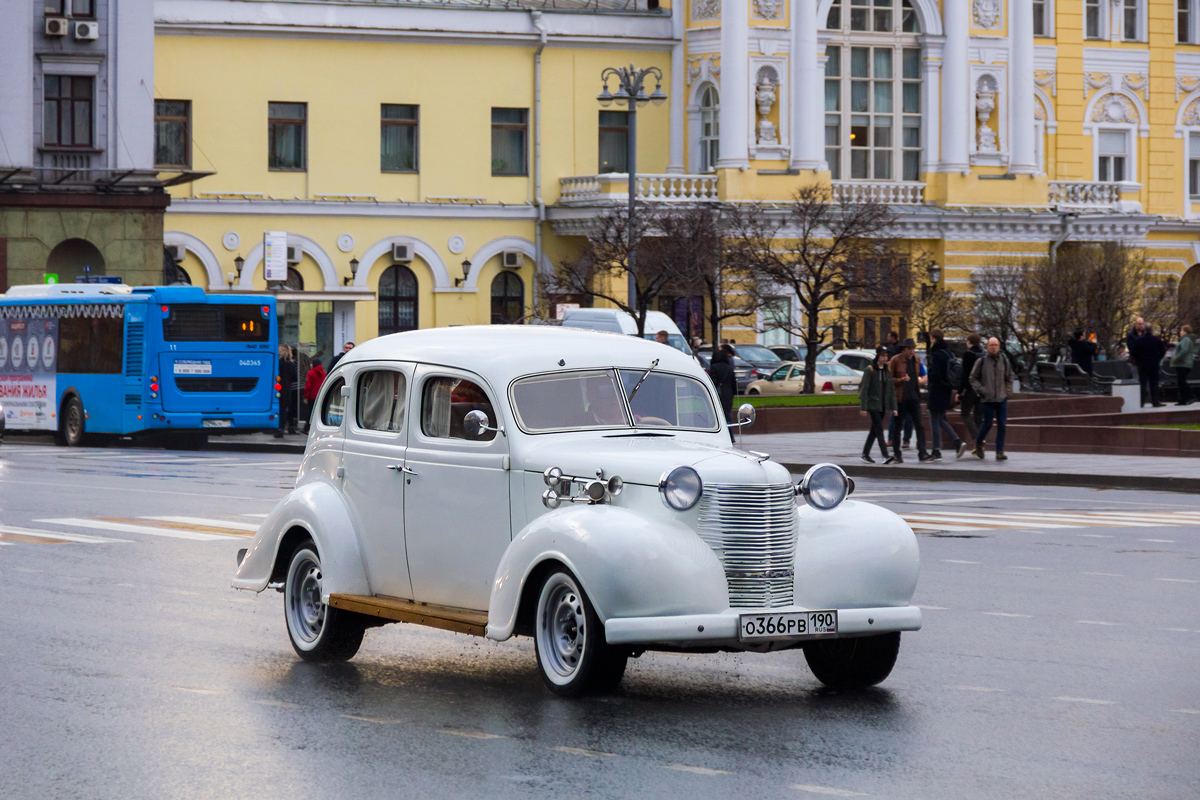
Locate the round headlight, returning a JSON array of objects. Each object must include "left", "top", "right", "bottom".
[
  {"left": 798, "top": 463, "right": 849, "bottom": 511},
  {"left": 659, "top": 466, "right": 703, "bottom": 511}
]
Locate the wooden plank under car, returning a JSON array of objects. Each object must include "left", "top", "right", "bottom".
[{"left": 327, "top": 594, "right": 488, "bottom": 637}]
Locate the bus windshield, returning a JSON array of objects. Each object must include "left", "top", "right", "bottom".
[{"left": 163, "top": 304, "right": 270, "bottom": 342}]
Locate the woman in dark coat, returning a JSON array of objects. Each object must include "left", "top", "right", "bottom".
[
  {"left": 858, "top": 347, "right": 897, "bottom": 463},
  {"left": 708, "top": 349, "right": 737, "bottom": 443}
]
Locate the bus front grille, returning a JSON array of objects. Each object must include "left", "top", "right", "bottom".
[{"left": 175, "top": 377, "right": 259, "bottom": 393}]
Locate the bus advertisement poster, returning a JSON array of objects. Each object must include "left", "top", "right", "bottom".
[{"left": 0, "top": 317, "right": 58, "bottom": 430}]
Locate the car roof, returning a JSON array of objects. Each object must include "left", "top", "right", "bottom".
[{"left": 339, "top": 325, "right": 705, "bottom": 387}]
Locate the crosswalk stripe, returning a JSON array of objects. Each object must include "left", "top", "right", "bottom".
[
  {"left": 142, "top": 515, "right": 260, "bottom": 532},
  {"left": 0, "top": 524, "right": 128, "bottom": 544},
  {"left": 241, "top": 513, "right": 270, "bottom": 519},
  {"left": 35, "top": 518, "right": 236, "bottom": 542},
  {"left": 996, "top": 511, "right": 1168, "bottom": 526},
  {"left": 907, "top": 496, "right": 1027, "bottom": 505},
  {"left": 900, "top": 513, "right": 1074, "bottom": 529}
]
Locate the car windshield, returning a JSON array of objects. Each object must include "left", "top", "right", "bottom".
[
  {"left": 510, "top": 368, "right": 719, "bottom": 433},
  {"left": 642, "top": 333, "right": 693, "bottom": 356},
  {"left": 735, "top": 344, "right": 782, "bottom": 363},
  {"left": 818, "top": 363, "right": 859, "bottom": 376}
]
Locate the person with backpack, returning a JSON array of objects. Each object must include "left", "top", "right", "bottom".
[
  {"left": 858, "top": 346, "right": 897, "bottom": 464},
  {"left": 926, "top": 328, "right": 964, "bottom": 461}
]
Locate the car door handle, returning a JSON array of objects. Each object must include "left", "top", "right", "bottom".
[{"left": 387, "top": 465, "right": 417, "bottom": 475}]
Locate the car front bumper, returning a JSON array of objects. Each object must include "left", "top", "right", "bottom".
[{"left": 604, "top": 604, "right": 922, "bottom": 647}]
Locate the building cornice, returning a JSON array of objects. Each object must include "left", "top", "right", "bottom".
[{"left": 168, "top": 196, "right": 539, "bottom": 220}]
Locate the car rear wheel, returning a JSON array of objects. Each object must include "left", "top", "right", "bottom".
[
  {"left": 284, "top": 541, "right": 366, "bottom": 662},
  {"left": 534, "top": 568, "right": 627, "bottom": 697},
  {"left": 803, "top": 632, "right": 901, "bottom": 689},
  {"left": 747, "top": 388, "right": 760, "bottom": 395}
]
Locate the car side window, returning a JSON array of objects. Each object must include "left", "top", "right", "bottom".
[
  {"left": 769, "top": 365, "right": 790, "bottom": 381},
  {"left": 356, "top": 370, "right": 406, "bottom": 433},
  {"left": 320, "top": 376, "right": 346, "bottom": 427},
  {"left": 420, "top": 376, "right": 497, "bottom": 441},
  {"left": 788, "top": 366, "right": 803, "bottom": 381}
]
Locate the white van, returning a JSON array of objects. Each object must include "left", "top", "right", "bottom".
[{"left": 561, "top": 308, "right": 693, "bottom": 355}]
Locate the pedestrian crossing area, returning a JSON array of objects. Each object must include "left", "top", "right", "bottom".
[
  {"left": 897, "top": 509, "right": 1200, "bottom": 533},
  {"left": 1, "top": 514, "right": 265, "bottom": 545}
]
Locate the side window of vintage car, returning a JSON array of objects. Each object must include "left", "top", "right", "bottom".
[
  {"left": 356, "top": 370, "right": 407, "bottom": 433},
  {"left": 320, "top": 376, "right": 347, "bottom": 427},
  {"left": 420, "top": 376, "right": 497, "bottom": 441}
]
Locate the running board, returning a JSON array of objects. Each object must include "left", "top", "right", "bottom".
[{"left": 327, "top": 594, "right": 488, "bottom": 637}]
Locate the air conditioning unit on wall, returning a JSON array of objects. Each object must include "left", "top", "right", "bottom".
[
  {"left": 392, "top": 243, "right": 412, "bottom": 262},
  {"left": 45, "top": 17, "right": 68, "bottom": 36},
  {"left": 286, "top": 245, "right": 301, "bottom": 264},
  {"left": 74, "top": 21, "right": 99, "bottom": 40},
  {"left": 501, "top": 251, "right": 524, "bottom": 269},
  {"left": 166, "top": 244, "right": 186, "bottom": 263}
]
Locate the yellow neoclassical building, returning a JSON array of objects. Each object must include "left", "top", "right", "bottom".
[{"left": 152, "top": 0, "right": 1200, "bottom": 356}]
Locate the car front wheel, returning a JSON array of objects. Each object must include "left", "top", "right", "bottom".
[
  {"left": 803, "top": 632, "right": 901, "bottom": 689},
  {"left": 534, "top": 568, "right": 627, "bottom": 697},
  {"left": 284, "top": 541, "right": 366, "bottom": 662}
]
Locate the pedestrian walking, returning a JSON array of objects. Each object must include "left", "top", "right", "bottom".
[
  {"left": 329, "top": 341, "right": 355, "bottom": 372},
  {"left": 959, "top": 333, "right": 984, "bottom": 449},
  {"left": 858, "top": 346, "right": 897, "bottom": 464},
  {"left": 301, "top": 357, "right": 326, "bottom": 434},
  {"left": 926, "top": 329, "right": 964, "bottom": 461},
  {"left": 1068, "top": 329, "right": 1097, "bottom": 374},
  {"left": 1131, "top": 324, "right": 1167, "bottom": 407},
  {"left": 969, "top": 336, "right": 1015, "bottom": 460},
  {"left": 885, "top": 330, "right": 902, "bottom": 358},
  {"left": 708, "top": 348, "right": 737, "bottom": 444},
  {"left": 888, "top": 338, "right": 931, "bottom": 463},
  {"left": 275, "top": 344, "right": 298, "bottom": 439},
  {"left": 1172, "top": 325, "right": 1197, "bottom": 405}
]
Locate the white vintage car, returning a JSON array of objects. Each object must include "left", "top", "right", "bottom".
[{"left": 233, "top": 327, "right": 921, "bottom": 696}]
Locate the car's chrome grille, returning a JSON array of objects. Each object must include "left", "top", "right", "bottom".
[{"left": 696, "top": 483, "right": 797, "bottom": 608}]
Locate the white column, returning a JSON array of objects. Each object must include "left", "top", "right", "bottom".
[
  {"left": 0, "top": 0, "right": 34, "bottom": 165},
  {"left": 920, "top": 42, "right": 942, "bottom": 175},
  {"left": 1009, "top": 0, "right": 1037, "bottom": 174},
  {"left": 718, "top": 0, "right": 751, "bottom": 169},
  {"left": 789, "top": 0, "right": 824, "bottom": 170},
  {"left": 940, "top": 0, "right": 970, "bottom": 172},
  {"left": 667, "top": 5, "right": 686, "bottom": 173}
]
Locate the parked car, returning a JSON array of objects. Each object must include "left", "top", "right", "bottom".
[
  {"left": 697, "top": 351, "right": 759, "bottom": 394},
  {"left": 561, "top": 308, "right": 692, "bottom": 356},
  {"left": 830, "top": 348, "right": 877, "bottom": 373},
  {"left": 769, "top": 345, "right": 835, "bottom": 364},
  {"left": 698, "top": 343, "right": 783, "bottom": 389},
  {"left": 233, "top": 327, "right": 921, "bottom": 696},
  {"left": 746, "top": 362, "right": 863, "bottom": 395}
]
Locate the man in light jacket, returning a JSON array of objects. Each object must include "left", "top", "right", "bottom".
[
  {"left": 1172, "top": 325, "right": 1197, "bottom": 406},
  {"left": 969, "top": 336, "right": 1015, "bottom": 461}
]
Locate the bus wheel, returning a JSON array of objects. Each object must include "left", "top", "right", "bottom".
[{"left": 59, "top": 396, "right": 86, "bottom": 447}]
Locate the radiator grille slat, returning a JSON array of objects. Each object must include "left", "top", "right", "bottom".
[{"left": 697, "top": 483, "right": 797, "bottom": 608}]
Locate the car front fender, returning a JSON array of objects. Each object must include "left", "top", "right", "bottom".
[
  {"left": 231, "top": 481, "right": 370, "bottom": 599},
  {"left": 486, "top": 504, "right": 727, "bottom": 641},
  {"left": 794, "top": 500, "right": 920, "bottom": 609}
]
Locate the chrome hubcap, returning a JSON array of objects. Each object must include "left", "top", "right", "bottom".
[
  {"left": 287, "top": 552, "right": 325, "bottom": 644},
  {"left": 538, "top": 576, "right": 586, "bottom": 680}
]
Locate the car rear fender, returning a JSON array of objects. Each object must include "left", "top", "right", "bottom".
[
  {"left": 231, "top": 481, "right": 370, "bottom": 598},
  {"left": 486, "top": 504, "right": 727, "bottom": 641}
]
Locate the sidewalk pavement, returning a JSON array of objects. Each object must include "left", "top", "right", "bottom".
[{"left": 738, "top": 431, "right": 1200, "bottom": 494}]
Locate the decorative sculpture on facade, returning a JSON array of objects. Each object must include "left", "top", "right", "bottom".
[
  {"left": 972, "top": 0, "right": 1001, "bottom": 29},
  {"left": 1183, "top": 96, "right": 1200, "bottom": 127},
  {"left": 975, "top": 76, "right": 999, "bottom": 154},
  {"left": 1090, "top": 93, "right": 1139, "bottom": 125},
  {"left": 693, "top": 0, "right": 720, "bottom": 21},
  {"left": 755, "top": 75, "right": 778, "bottom": 145},
  {"left": 752, "top": 0, "right": 783, "bottom": 20}
]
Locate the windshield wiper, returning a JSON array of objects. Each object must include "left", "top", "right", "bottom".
[{"left": 626, "top": 358, "right": 659, "bottom": 404}]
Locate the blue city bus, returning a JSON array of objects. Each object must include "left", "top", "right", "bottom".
[{"left": 0, "top": 284, "right": 280, "bottom": 446}]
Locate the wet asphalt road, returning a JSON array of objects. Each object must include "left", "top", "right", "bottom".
[{"left": 0, "top": 443, "right": 1197, "bottom": 799}]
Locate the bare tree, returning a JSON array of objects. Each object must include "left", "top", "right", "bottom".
[
  {"left": 907, "top": 280, "right": 975, "bottom": 343},
  {"left": 971, "top": 260, "right": 1041, "bottom": 365},
  {"left": 1060, "top": 242, "right": 1148, "bottom": 358},
  {"left": 749, "top": 186, "right": 901, "bottom": 393}
]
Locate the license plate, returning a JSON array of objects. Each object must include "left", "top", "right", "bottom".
[
  {"left": 738, "top": 610, "right": 838, "bottom": 642},
  {"left": 202, "top": 419, "right": 232, "bottom": 428},
  {"left": 174, "top": 360, "right": 212, "bottom": 375},
  {"left": 843, "top": 383, "right": 859, "bottom": 390}
]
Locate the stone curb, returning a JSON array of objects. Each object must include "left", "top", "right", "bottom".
[{"left": 779, "top": 462, "right": 1200, "bottom": 495}]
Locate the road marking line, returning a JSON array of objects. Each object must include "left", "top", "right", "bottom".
[
  {"left": 343, "top": 714, "right": 404, "bottom": 724},
  {"left": 1077, "top": 620, "right": 1122, "bottom": 626},
  {"left": 1010, "top": 566, "right": 1050, "bottom": 571},
  {"left": 984, "top": 612, "right": 1032, "bottom": 618},
  {"left": 254, "top": 699, "right": 304, "bottom": 709},
  {"left": 142, "top": 515, "right": 260, "bottom": 532},
  {"left": 1083, "top": 572, "right": 1123, "bottom": 577},
  {"left": 551, "top": 746, "right": 617, "bottom": 758},
  {"left": 1166, "top": 628, "right": 1191, "bottom": 632},
  {"left": 906, "top": 496, "right": 1026, "bottom": 505},
  {"left": 1171, "top": 709, "right": 1200, "bottom": 715},
  {"left": 663, "top": 764, "right": 733, "bottom": 776},
  {"left": 439, "top": 729, "right": 506, "bottom": 740},
  {"left": 0, "top": 524, "right": 128, "bottom": 544},
  {"left": 0, "top": 542, "right": 13, "bottom": 546},
  {"left": 790, "top": 785, "right": 868, "bottom": 797},
  {"left": 8, "top": 479, "right": 270, "bottom": 501},
  {"left": 917, "top": 605, "right": 948, "bottom": 610},
  {"left": 1055, "top": 697, "right": 1116, "bottom": 705},
  {"left": 1077, "top": 534, "right": 1113, "bottom": 539},
  {"left": 1158, "top": 578, "right": 1200, "bottom": 583},
  {"left": 941, "top": 559, "right": 979, "bottom": 564},
  {"left": 36, "top": 518, "right": 235, "bottom": 542},
  {"left": 241, "top": 513, "right": 270, "bottom": 519},
  {"left": 900, "top": 513, "right": 1073, "bottom": 529},
  {"left": 1139, "top": 539, "right": 1176, "bottom": 543},
  {"left": 990, "top": 512, "right": 1163, "bottom": 527},
  {"left": 948, "top": 685, "right": 1004, "bottom": 692},
  {"left": 175, "top": 687, "right": 219, "bottom": 695},
  {"left": 100, "top": 517, "right": 255, "bottom": 537}
]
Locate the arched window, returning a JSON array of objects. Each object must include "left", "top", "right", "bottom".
[
  {"left": 699, "top": 86, "right": 720, "bottom": 173},
  {"left": 379, "top": 264, "right": 418, "bottom": 335},
  {"left": 491, "top": 271, "right": 525, "bottom": 324},
  {"left": 823, "top": 0, "right": 923, "bottom": 182}
]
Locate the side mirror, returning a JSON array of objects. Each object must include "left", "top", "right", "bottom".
[
  {"left": 732, "top": 403, "right": 756, "bottom": 427},
  {"left": 463, "top": 409, "right": 496, "bottom": 438}
]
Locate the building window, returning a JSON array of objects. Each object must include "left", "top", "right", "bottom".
[
  {"left": 1085, "top": 0, "right": 1103, "bottom": 38},
  {"left": 1189, "top": 132, "right": 1200, "bottom": 198},
  {"left": 268, "top": 102, "right": 306, "bottom": 171},
  {"left": 71, "top": 0, "right": 93, "bottom": 17},
  {"left": 1096, "top": 130, "right": 1128, "bottom": 183},
  {"left": 1122, "top": 0, "right": 1140, "bottom": 40},
  {"left": 699, "top": 86, "right": 720, "bottom": 172},
  {"left": 380, "top": 104, "right": 418, "bottom": 173},
  {"left": 491, "top": 108, "right": 528, "bottom": 176},
  {"left": 43, "top": 75, "right": 93, "bottom": 148},
  {"left": 45, "top": 0, "right": 94, "bottom": 16},
  {"left": 378, "top": 264, "right": 418, "bottom": 335},
  {"left": 598, "top": 111, "right": 629, "bottom": 174},
  {"left": 1033, "top": 0, "right": 1050, "bottom": 36},
  {"left": 154, "top": 100, "right": 190, "bottom": 169},
  {"left": 826, "top": 0, "right": 919, "bottom": 32},
  {"left": 491, "top": 272, "right": 525, "bottom": 324},
  {"left": 1180, "top": 0, "right": 1197, "bottom": 43}
]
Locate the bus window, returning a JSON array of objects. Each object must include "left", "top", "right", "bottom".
[
  {"left": 58, "top": 317, "right": 123, "bottom": 374},
  {"left": 163, "top": 304, "right": 270, "bottom": 342},
  {"left": 223, "top": 305, "right": 270, "bottom": 342}
]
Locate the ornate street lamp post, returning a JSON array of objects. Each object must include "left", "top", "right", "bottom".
[{"left": 598, "top": 64, "right": 666, "bottom": 314}]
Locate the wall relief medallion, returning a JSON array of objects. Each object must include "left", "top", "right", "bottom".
[
  {"left": 693, "top": 0, "right": 720, "bottom": 21},
  {"left": 1090, "top": 94, "right": 1139, "bottom": 125},
  {"left": 752, "top": 0, "right": 783, "bottom": 20},
  {"left": 972, "top": 0, "right": 1001, "bottom": 29}
]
